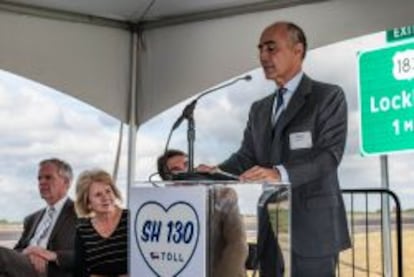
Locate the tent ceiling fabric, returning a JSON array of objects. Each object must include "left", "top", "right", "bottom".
[
  {"left": 0, "top": 0, "right": 284, "bottom": 21},
  {"left": 1, "top": 0, "right": 414, "bottom": 124},
  {"left": 0, "top": 11, "right": 131, "bottom": 122}
]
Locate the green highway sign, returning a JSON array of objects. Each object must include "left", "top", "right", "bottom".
[
  {"left": 387, "top": 25, "right": 414, "bottom": 43},
  {"left": 358, "top": 41, "right": 414, "bottom": 155}
]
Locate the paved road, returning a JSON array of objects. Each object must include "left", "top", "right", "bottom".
[
  {"left": 1, "top": 215, "right": 413, "bottom": 244},
  {"left": 244, "top": 215, "right": 414, "bottom": 239},
  {"left": 0, "top": 230, "right": 21, "bottom": 240},
  {"left": 0, "top": 229, "right": 21, "bottom": 248}
]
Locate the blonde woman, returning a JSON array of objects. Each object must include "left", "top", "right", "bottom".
[{"left": 74, "top": 169, "right": 128, "bottom": 277}]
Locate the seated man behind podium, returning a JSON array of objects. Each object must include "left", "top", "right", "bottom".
[
  {"left": 0, "top": 158, "right": 77, "bottom": 277},
  {"left": 157, "top": 149, "right": 248, "bottom": 277}
]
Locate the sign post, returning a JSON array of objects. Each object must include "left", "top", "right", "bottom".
[{"left": 359, "top": 39, "right": 414, "bottom": 277}]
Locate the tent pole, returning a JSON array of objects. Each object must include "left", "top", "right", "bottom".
[{"left": 127, "top": 31, "right": 138, "bottom": 203}]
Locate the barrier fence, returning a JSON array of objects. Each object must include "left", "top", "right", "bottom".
[{"left": 338, "top": 189, "right": 403, "bottom": 277}]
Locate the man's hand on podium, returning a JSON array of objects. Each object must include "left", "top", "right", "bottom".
[
  {"left": 196, "top": 164, "right": 281, "bottom": 182},
  {"left": 240, "top": 166, "right": 281, "bottom": 182},
  {"left": 196, "top": 165, "right": 240, "bottom": 180},
  {"left": 196, "top": 164, "right": 217, "bottom": 173}
]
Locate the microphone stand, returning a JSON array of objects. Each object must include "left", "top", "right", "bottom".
[
  {"left": 187, "top": 115, "right": 195, "bottom": 172},
  {"left": 169, "top": 75, "right": 252, "bottom": 173},
  {"left": 179, "top": 99, "right": 197, "bottom": 172}
]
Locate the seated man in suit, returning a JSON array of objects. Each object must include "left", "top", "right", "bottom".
[
  {"left": 157, "top": 149, "right": 248, "bottom": 277},
  {"left": 0, "top": 158, "right": 77, "bottom": 277}
]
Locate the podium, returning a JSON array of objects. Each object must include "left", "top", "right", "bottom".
[{"left": 129, "top": 181, "right": 291, "bottom": 277}]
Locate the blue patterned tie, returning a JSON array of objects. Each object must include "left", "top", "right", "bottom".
[
  {"left": 32, "top": 207, "right": 55, "bottom": 245},
  {"left": 273, "top": 87, "right": 287, "bottom": 126}
]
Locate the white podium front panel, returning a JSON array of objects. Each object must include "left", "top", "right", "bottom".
[
  {"left": 129, "top": 182, "right": 291, "bottom": 277},
  {"left": 129, "top": 186, "right": 208, "bottom": 277}
]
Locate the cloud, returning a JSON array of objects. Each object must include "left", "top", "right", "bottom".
[
  {"left": 305, "top": 32, "right": 385, "bottom": 110},
  {"left": 0, "top": 172, "right": 43, "bottom": 220},
  {"left": 0, "top": 72, "right": 126, "bottom": 221}
]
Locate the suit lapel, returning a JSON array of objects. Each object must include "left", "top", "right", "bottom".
[
  {"left": 271, "top": 75, "right": 312, "bottom": 162},
  {"left": 281, "top": 75, "right": 311, "bottom": 130},
  {"left": 48, "top": 199, "right": 71, "bottom": 246},
  {"left": 261, "top": 94, "right": 276, "bottom": 165},
  {"left": 27, "top": 210, "right": 46, "bottom": 242}
]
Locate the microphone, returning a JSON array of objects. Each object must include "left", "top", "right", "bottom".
[
  {"left": 172, "top": 75, "right": 252, "bottom": 130},
  {"left": 244, "top": 75, "right": 252, "bottom": 81}
]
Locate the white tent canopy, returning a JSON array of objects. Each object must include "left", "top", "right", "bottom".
[{"left": 1, "top": 0, "right": 414, "bottom": 125}]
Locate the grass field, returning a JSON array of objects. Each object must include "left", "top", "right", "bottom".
[
  {"left": 247, "top": 229, "right": 414, "bottom": 276},
  {"left": 338, "top": 229, "right": 414, "bottom": 276},
  {"left": 1, "top": 224, "right": 412, "bottom": 276}
]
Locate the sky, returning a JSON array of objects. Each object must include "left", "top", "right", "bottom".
[
  {"left": 1, "top": 30, "right": 414, "bottom": 221},
  {"left": 0, "top": 71, "right": 128, "bottom": 221}
]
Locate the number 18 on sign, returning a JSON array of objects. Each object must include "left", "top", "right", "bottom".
[{"left": 359, "top": 41, "right": 414, "bottom": 155}]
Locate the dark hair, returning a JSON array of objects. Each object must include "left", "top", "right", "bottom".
[
  {"left": 271, "top": 21, "right": 307, "bottom": 59},
  {"left": 157, "top": 149, "right": 186, "bottom": 180},
  {"left": 285, "top": 22, "right": 307, "bottom": 59}
]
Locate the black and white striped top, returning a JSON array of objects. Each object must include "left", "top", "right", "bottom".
[{"left": 74, "top": 209, "right": 128, "bottom": 277}]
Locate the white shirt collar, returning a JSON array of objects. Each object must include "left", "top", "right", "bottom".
[
  {"left": 50, "top": 195, "right": 68, "bottom": 212},
  {"left": 271, "top": 71, "right": 304, "bottom": 125},
  {"left": 277, "top": 71, "right": 304, "bottom": 95},
  {"left": 30, "top": 196, "right": 69, "bottom": 247}
]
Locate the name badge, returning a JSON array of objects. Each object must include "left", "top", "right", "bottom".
[{"left": 289, "top": 131, "right": 312, "bottom": 150}]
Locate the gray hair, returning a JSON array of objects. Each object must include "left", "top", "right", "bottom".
[{"left": 39, "top": 158, "right": 73, "bottom": 184}]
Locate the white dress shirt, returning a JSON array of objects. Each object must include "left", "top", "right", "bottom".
[
  {"left": 30, "top": 196, "right": 68, "bottom": 248},
  {"left": 272, "top": 71, "right": 304, "bottom": 184}
]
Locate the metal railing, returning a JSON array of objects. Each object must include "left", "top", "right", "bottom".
[
  {"left": 247, "top": 188, "right": 403, "bottom": 277},
  {"left": 339, "top": 188, "right": 403, "bottom": 277}
]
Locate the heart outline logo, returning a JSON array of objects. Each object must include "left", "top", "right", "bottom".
[{"left": 134, "top": 201, "right": 200, "bottom": 277}]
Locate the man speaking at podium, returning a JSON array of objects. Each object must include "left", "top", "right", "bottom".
[{"left": 201, "top": 21, "right": 351, "bottom": 276}]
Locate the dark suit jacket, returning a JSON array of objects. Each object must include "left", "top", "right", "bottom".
[
  {"left": 220, "top": 74, "right": 351, "bottom": 257},
  {"left": 14, "top": 198, "right": 77, "bottom": 277}
]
